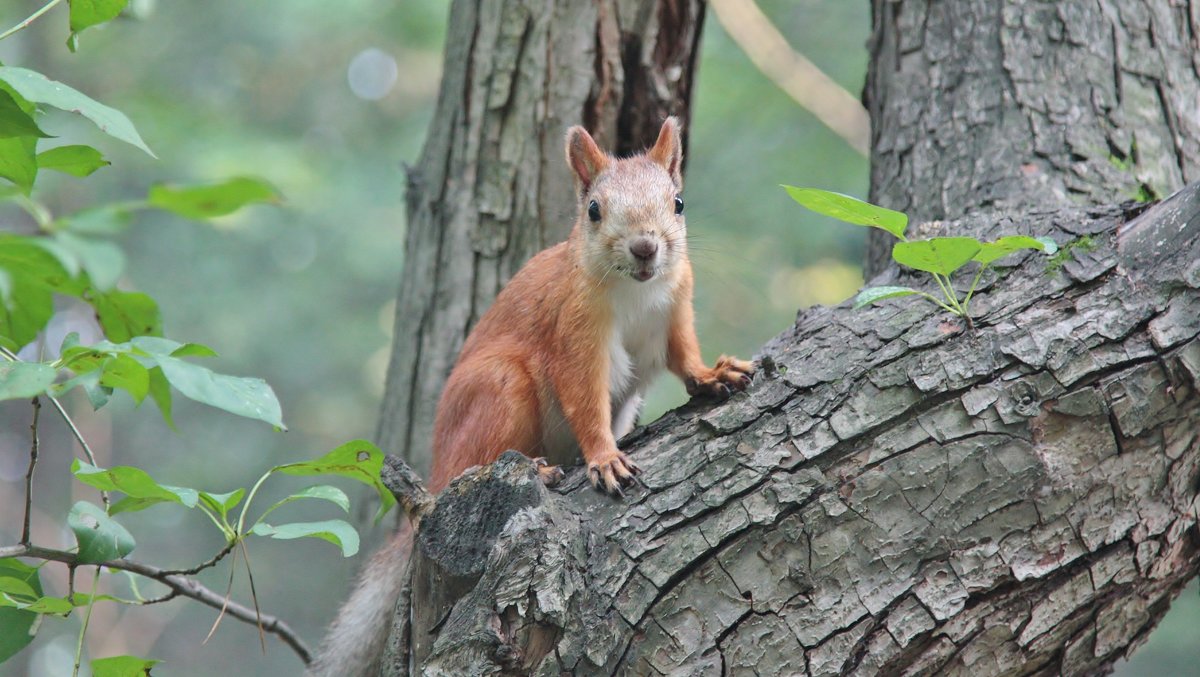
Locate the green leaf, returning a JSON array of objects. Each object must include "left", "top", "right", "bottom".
[
  {"left": 8, "top": 595, "right": 73, "bottom": 616},
  {"left": 0, "top": 277, "right": 52, "bottom": 349},
  {"left": 892, "top": 237, "right": 982, "bottom": 276},
  {"left": 72, "top": 459, "right": 199, "bottom": 513},
  {"left": 250, "top": 519, "right": 360, "bottom": 557},
  {"left": 146, "top": 366, "right": 173, "bottom": 428},
  {"left": 0, "top": 67, "right": 154, "bottom": 157},
  {"left": 199, "top": 489, "right": 245, "bottom": 521},
  {"left": 783, "top": 186, "right": 908, "bottom": 240},
  {"left": 91, "top": 655, "right": 160, "bottom": 677},
  {"left": 973, "top": 235, "right": 1059, "bottom": 265},
  {"left": 92, "top": 290, "right": 162, "bottom": 341},
  {"left": 68, "top": 501, "right": 135, "bottom": 564},
  {"left": 260, "top": 485, "right": 350, "bottom": 521},
  {"left": 52, "top": 368, "right": 112, "bottom": 409},
  {"left": 0, "top": 136, "right": 37, "bottom": 195},
  {"left": 98, "top": 354, "right": 149, "bottom": 404},
  {"left": 0, "top": 558, "right": 42, "bottom": 662},
  {"left": 169, "top": 342, "right": 218, "bottom": 358},
  {"left": 154, "top": 355, "right": 284, "bottom": 428},
  {"left": 275, "top": 441, "right": 395, "bottom": 520},
  {"left": 37, "top": 145, "right": 109, "bottom": 177},
  {"left": 69, "top": 0, "right": 129, "bottom": 33},
  {"left": 852, "top": 286, "right": 922, "bottom": 309},
  {"left": 0, "top": 89, "right": 49, "bottom": 139},
  {"left": 148, "top": 177, "right": 281, "bottom": 220},
  {"left": 0, "top": 235, "right": 80, "bottom": 291},
  {"left": 0, "top": 361, "right": 55, "bottom": 401},
  {"left": 53, "top": 232, "right": 125, "bottom": 290}
]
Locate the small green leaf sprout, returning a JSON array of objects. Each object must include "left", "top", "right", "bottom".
[{"left": 784, "top": 186, "right": 1058, "bottom": 322}]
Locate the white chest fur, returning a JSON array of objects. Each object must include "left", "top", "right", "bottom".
[{"left": 607, "top": 276, "right": 674, "bottom": 410}]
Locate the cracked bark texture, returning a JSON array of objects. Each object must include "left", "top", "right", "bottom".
[
  {"left": 376, "top": 0, "right": 705, "bottom": 475},
  {"left": 863, "top": 0, "right": 1200, "bottom": 277},
  {"left": 384, "top": 185, "right": 1200, "bottom": 676}
]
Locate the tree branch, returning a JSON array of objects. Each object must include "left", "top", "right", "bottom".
[
  {"left": 0, "top": 544, "right": 312, "bottom": 665},
  {"left": 21, "top": 396, "right": 40, "bottom": 546}
]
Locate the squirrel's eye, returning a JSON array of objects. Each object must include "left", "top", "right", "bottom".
[
  {"left": 588, "top": 200, "right": 601, "bottom": 222},
  {"left": 674, "top": 196, "right": 685, "bottom": 215}
]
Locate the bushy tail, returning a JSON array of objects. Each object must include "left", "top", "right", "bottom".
[{"left": 307, "top": 525, "right": 411, "bottom": 677}]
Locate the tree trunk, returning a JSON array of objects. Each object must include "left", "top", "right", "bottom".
[
  {"left": 371, "top": 1, "right": 1200, "bottom": 675},
  {"left": 376, "top": 0, "right": 705, "bottom": 475},
  {"left": 385, "top": 187, "right": 1200, "bottom": 676},
  {"left": 863, "top": 0, "right": 1200, "bottom": 278}
]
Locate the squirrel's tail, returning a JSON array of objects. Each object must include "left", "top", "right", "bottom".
[{"left": 307, "top": 524, "right": 411, "bottom": 677}]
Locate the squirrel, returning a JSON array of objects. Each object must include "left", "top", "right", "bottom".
[{"left": 307, "top": 117, "right": 754, "bottom": 676}]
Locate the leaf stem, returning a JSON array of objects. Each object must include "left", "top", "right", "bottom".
[
  {"left": 931, "top": 272, "right": 965, "bottom": 315},
  {"left": 236, "top": 470, "right": 273, "bottom": 537},
  {"left": 21, "top": 397, "right": 40, "bottom": 545},
  {"left": 961, "top": 264, "right": 989, "bottom": 316},
  {"left": 72, "top": 567, "right": 100, "bottom": 677},
  {"left": 0, "top": 346, "right": 108, "bottom": 507},
  {"left": 0, "top": 0, "right": 62, "bottom": 41},
  {"left": 913, "top": 291, "right": 960, "bottom": 314}
]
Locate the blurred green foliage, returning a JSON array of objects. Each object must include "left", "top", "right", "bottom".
[{"left": 0, "top": 0, "right": 1191, "bottom": 674}]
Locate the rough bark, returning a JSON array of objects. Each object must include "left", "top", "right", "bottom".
[
  {"left": 376, "top": 0, "right": 705, "bottom": 475},
  {"left": 380, "top": 184, "right": 1200, "bottom": 676},
  {"left": 863, "top": 0, "right": 1200, "bottom": 277}
]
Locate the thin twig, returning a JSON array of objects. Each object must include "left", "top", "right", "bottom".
[
  {"left": 239, "top": 540, "right": 268, "bottom": 653},
  {"left": 72, "top": 568, "right": 100, "bottom": 677},
  {"left": 0, "top": 544, "right": 312, "bottom": 665},
  {"left": 158, "top": 540, "right": 236, "bottom": 577},
  {"left": 21, "top": 397, "right": 41, "bottom": 545},
  {"left": 0, "top": 0, "right": 63, "bottom": 41}
]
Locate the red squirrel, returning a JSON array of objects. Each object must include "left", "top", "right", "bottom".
[
  {"left": 430, "top": 116, "right": 754, "bottom": 494},
  {"left": 308, "top": 117, "right": 753, "bottom": 675}
]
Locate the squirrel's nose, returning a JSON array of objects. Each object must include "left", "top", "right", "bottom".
[{"left": 630, "top": 237, "right": 658, "bottom": 261}]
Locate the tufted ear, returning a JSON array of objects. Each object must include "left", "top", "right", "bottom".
[
  {"left": 565, "top": 126, "right": 610, "bottom": 193},
  {"left": 647, "top": 116, "right": 683, "bottom": 188}
]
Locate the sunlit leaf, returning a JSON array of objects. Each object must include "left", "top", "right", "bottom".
[
  {"left": 783, "top": 186, "right": 908, "bottom": 240},
  {"left": 98, "top": 354, "right": 149, "bottom": 404},
  {"left": 53, "top": 232, "right": 125, "bottom": 290},
  {"left": 852, "top": 286, "right": 924, "bottom": 310},
  {"left": 0, "top": 277, "right": 52, "bottom": 349},
  {"left": 58, "top": 206, "right": 132, "bottom": 235},
  {"left": 275, "top": 441, "right": 394, "bottom": 521},
  {"left": 973, "top": 235, "right": 1059, "bottom": 265},
  {"left": 169, "top": 343, "right": 218, "bottom": 358},
  {"left": 147, "top": 177, "right": 281, "bottom": 219},
  {"left": 69, "top": 0, "right": 129, "bottom": 34},
  {"left": 0, "top": 558, "right": 42, "bottom": 662},
  {"left": 250, "top": 519, "right": 359, "bottom": 557},
  {"left": 892, "top": 237, "right": 981, "bottom": 276},
  {"left": 72, "top": 459, "right": 199, "bottom": 513},
  {"left": 37, "top": 145, "right": 109, "bottom": 177},
  {"left": 146, "top": 366, "right": 173, "bottom": 428},
  {"left": 69, "top": 501, "right": 135, "bottom": 563},
  {"left": 91, "top": 654, "right": 160, "bottom": 677},
  {"left": 92, "top": 290, "right": 162, "bottom": 341},
  {"left": 0, "top": 67, "right": 154, "bottom": 157},
  {"left": 154, "top": 355, "right": 284, "bottom": 428}
]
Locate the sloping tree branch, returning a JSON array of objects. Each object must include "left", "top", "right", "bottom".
[{"left": 381, "top": 184, "right": 1200, "bottom": 675}]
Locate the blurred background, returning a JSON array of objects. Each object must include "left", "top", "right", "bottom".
[{"left": 0, "top": 0, "right": 1193, "bottom": 674}]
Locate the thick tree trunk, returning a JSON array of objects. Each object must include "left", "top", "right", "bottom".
[
  {"left": 376, "top": 0, "right": 705, "bottom": 475},
  {"left": 384, "top": 187, "right": 1200, "bottom": 676},
  {"left": 863, "top": 0, "right": 1200, "bottom": 277},
  {"left": 369, "top": 1, "right": 1200, "bottom": 675}
]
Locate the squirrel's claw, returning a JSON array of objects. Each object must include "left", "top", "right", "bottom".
[
  {"left": 588, "top": 450, "right": 641, "bottom": 497},
  {"left": 532, "top": 457, "right": 566, "bottom": 487},
  {"left": 686, "top": 355, "right": 756, "bottom": 400}
]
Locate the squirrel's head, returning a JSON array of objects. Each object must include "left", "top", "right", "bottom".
[{"left": 565, "top": 117, "right": 686, "bottom": 284}]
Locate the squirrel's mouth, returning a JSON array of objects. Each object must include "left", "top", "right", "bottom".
[{"left": 632, "top": 269, "right": 654, "bottom": 282}]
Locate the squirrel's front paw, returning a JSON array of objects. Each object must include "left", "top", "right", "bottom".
[
  {"left": 587, "top": 449, "right": 641, "bottom": 497},
  {"left": 532, "top": 457, "right": 566, "bottom": 487},
  {"left": 686, "top": 355, "right": 756, "bottom": 399}
]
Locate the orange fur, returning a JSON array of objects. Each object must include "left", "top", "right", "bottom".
[{"left": 429, "top": 117, "right": 754, "bottom": 495}]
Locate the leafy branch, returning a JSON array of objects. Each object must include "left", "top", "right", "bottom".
[{"left": 784, "top": 187, "right": 1059, "bottom": 322}]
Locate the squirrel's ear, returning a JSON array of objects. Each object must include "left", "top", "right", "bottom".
[
  {"left": 565, "top": 126, "right": 609, "bottom": 193},
  {"left": 648, "top": 116, "right": 683, "bottom": 188}
]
